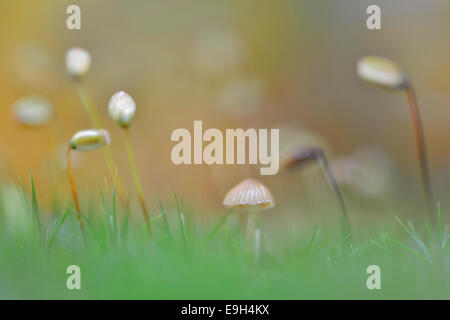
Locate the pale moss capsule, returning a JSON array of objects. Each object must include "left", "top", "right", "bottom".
[
  {"left": 66, "top": 47, "right": 91, "bottom": 79},
  {"left": 357, "top": 56, "right": 408, "bottom": 90},
  {"left": 70, "top": 129, "right": 110, "bottom": 152},
  {"left": 13, "top": 95, "right": 53, "bottom": 127},
  {"left": 108, "top": 91, "right": 136, "bottom": 128}
]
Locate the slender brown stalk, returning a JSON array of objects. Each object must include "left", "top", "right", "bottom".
[
  {"left": 284, "top": 147, "right": 351, "bottom": 239},
  {"left": 73, "top": 79, "right": 127, "bottom": 207},
  {"left": 316, "top": 150, "right": 352, "bottom": 239},
  {"left": 67, "top": 145, "right": 85, "bottom": 234},
  {"left": 405, "top": 85, "right": 434, "bottom": 220},
  {"left": 123, "top": 128, "right": 151, "bottom": 235}
]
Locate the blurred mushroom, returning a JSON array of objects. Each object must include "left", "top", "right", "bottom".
[
  {"left": 191, "top": 25, "right": 245, "bottom": 77},
  {"left": 283, "top": 146, "right": 351, "bottom": 239},
  {"left": 214, "top": 75, "right": 264, "bottom": 118},
  {"left": 223, "top": 178, "right": 274, "bottom": 255},
  {"left": 331, "top": 146, "right": 394, "bottom": 198},
  {"left": 278, "top": 124, "right": 331, "bottom": 171}
]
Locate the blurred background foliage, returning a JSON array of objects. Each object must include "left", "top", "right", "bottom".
[{"left": 0, "top": 0, "right": 449, "bottom": 230}]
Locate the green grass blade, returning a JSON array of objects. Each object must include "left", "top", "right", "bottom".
[
  {"left": 370, "top": 239, "right": 384, "bottom": 249},
  {"left": 48, "top": 208, "right": 71, "bottom": 250},
  {"left": 102, "top": 177, "right": 117, "bottom": 243},
  {"left": 387, "top": 236, "right": 431, "bottom": 264},
  {"left": 17, "top": 183, "right": 30, "bottom": 220},
  {"left": 120, "top": 212, "right": 130, "bottom": 244},
  {"left": 443, "top": 235, "right": 450, "bottom": 252},
  {"left": 394, "top": 215, "right": 430, "bottom": 258},
  {"left": 305, "top": 227, "right": 319, "bottom": 256},
  {"left": 206, "top": 210, "right": 232, "bottom": 243},
  {"left": 158, "top": 199, "right": 172, "bottom": 239},
  {"left": 30, "top": 174, "right": 42, "bottom": 235},
  {"left": 437, "top": 201, "right": 442, "bottom": 245},
  {"left": 150, "top": 214, "right": 163, "bottom": 225},
  {"left": 112, "top": 170, "right": 118, "bottom": 238},
  {"left": 173, "top": 189, "right": 188, "bottom": 251}
]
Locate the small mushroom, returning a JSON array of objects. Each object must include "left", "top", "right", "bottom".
[{"left": 223, "top": 178, "right": 274, "bottom": 255}]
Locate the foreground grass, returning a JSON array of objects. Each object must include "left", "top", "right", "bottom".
[{"left": 0, "top": 181, "right": 448, "bottom": 299}]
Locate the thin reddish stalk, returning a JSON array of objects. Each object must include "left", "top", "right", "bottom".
[
  {"left": 405, "top": 85, "right": 434, "bottom": 220},
  {"left": 74, "top": 79, "right": 128, "bottom": 209},
  {"left": 67, "top": 145, "right": 85, "bottom": 234},
  {"left": 317, "top": 151, "right": 352, "bottom": 239},
  {"left": 285, "top": 147, "right": 352, "bottom": 239}
]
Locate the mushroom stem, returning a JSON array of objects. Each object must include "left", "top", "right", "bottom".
[
  {"left": 254, "top": 228, "right": 261, "bottom": 262},
  {"left": 316, "top": 151, "right": 352, "bottom": 239},
  {"left": 67, "top": 145, "right": 85, "bottom": 234},
  {"left": 246, "top": 209, "right": 257, "bottom": 255},
  {"left": 405, "top": 84, "right": 434, "bottom": 220},
  {"left": 123, "top": 128, "right": 151, "bottom": 235},
  {"left": 74, "top": 80, "right": 127, "bottom": 208}
]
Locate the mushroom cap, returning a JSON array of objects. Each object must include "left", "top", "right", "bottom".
[
  {"left": 282, "top": 146, "right": 322, "bottom": 171},
  {"left": 357, "top": 56, "right": 408, "bottom": 90},
  {"left": 214, "top": 75, "right": 263, "bottom": 117},
  {"left": 223, "top": 178, "right": 274, "bottom": 209}
]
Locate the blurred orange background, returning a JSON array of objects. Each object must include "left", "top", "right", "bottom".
[{"left": 1, "top": 0, "right": 449, "bottom": 222}]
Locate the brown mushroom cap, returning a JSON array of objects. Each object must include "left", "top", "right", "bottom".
[
  {"left": 281, "top": 146, "right": 322, "bottom": 171},
  {"left": 223, "top": 178, "right": 274, "bottom": 209}
]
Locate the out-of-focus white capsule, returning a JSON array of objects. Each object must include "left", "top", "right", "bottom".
[
  {"left": 66, "top": 47, "right": 91, "bottom": 79},
  {"left": 192, "top": 26, "right": 245, "bottom": 76},
  {"left": 331, "top": 146, "right": 394, "bottom": 198},
  {"left": 70, "top": 129, "right": 110, "bottom": 152},
  {"left": 108, "top": 91, "right": 136, "bottom": 128},
  {"left": 357, "top": 56, "right": 408, "bottom": 90},
  {"left": 13, "top": 95, "right": 54, "bottom": 127},
  {"left": 215, "top": 75, "right": 263, "bottom": 117}
]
